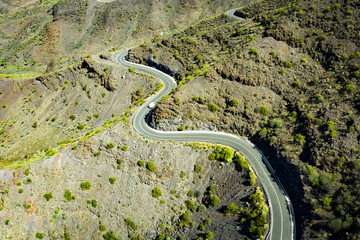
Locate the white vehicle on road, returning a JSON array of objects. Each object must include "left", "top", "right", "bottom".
[{"left": 148, "top": 102, "right": 155, "bottom": 109}]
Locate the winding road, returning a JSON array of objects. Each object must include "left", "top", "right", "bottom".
[{"left": 114, "top": 9, "right": 295, "bottom": 240}]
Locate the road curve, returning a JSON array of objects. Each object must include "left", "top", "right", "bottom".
[{"left": 115, "top": 44, "right": 294, "bottom": 240}]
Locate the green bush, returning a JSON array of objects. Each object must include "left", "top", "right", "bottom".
[
  {"left": 93, "top": 113, "right": 99, "bottom": 118},
  {"left": 107, "top": 142, "right": 115, "bottom": 149},
  {"left": 229, "top": 98, "right": 238, "bottom": 107},
  {"left": 250, "top": 48, "right": 258, "bottom": 54},
  {"left": 178, "top": 126, "right": 185, "bottom": 131},
  {"left": 103, "top": 231, "right": 120, "bottom": 240},
  {"left": 64, "top": 190, "right": 75, "bottom": 201},
  {"left": 209, "top": 195, "right": 220, "bottom": 207},
  {"left": 180, "top": 171, "right": 186, "bottom": 178},
  {"left": 205, "top": 232, "right": 214, "bottom": 240},
  {"left": 109, "top": 177, "right": 116, "bottom": 184},
  {"left": 19, "top": 189, "right": 23, "bottom": 193},
  {"left": 179, "top": 212, "right": 192, "bottom": 227},
  {"left": 44, "top": 192, "right": 53, "bottom": 201},
  {"left": 207, "top": 103, "right": 219, "bottom": 112},
  {"left": 121, "top": 145, "right": 128, "bottom": 151},
  {"left": 197, "top": 204, "right": 206, "bottom": 212},
  {"left": 146, "top": 161, "right": 156, "bottom": 172},
  {"left": 278, "top": 69, "right": 285, "bottom": 74},
  {"left": 100, "top": 224, "right": 106, "bottom": 232},
  {"left": 129, "top": 67, "right": 134, "bottom": 72},
  {"left": 224, "top": 203, "right": 238, "bottom": 214},
  {"left": 36, "top": 232, "right": 44, "bottom": 239},
  {"left": 137, "top": 160, "right": 144, "bottom": 166},
  {"left": 185, "top": 200, "right": 196, "bottom": 211},
  {"left": 80, "top": 181, "right": 91, "bottom": 191},
  {"left": 64, "top": 232, "right": 70, "bottom": 240},
  {"left": 194, "top": 164, "right": 203, "bottom": 173},
  {"left": 91, "top": 199, "right": 97, "bottom": 208},
  {"left": 284, "top": 61, "right": 292, "bottom": 68},
  {"left": 77, "top": 124, "right": 85, "bottom": 130},
  {"left": 69, "top": 114, "right": 75, "bottom": 120},
  {"left": 156, "top": 234, "right": 166, "bottom": 240},
  {"left": 125, "top": 218, "right": 138, "bottom": 231},
  {"left": 208, "top": 145, "right": 234, "bottom": 163},
  {"left": 152, "top": 187, "right": 162, "bottom": 198},
  {"left": 301, "top": 58, "right": 307, "bottom": 62},
  {"left": 259, "top": 106, "right": 270, "bottom": 116},
  {"left": 32, "top": 121, "right": 38, "bottom": 128},
  {"left": 136, "top": 88, "right": 142, "bottom": 96}
]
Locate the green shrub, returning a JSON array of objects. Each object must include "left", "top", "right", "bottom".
[
  {"left": 209, "top": 195, "right": 220, "bottom": 207},
  {"left": 64, "top": 190, "right": 75, "bottom": 201},
  {"left": 36, "top": 232, "right": 44, "bottom": 239},
  {"left": 146, "top": 161, "right": 156, "bottom": 172},
  {"left": 152, "top": 187, "right": 162, "bottom": 198},
  {"left": 136, "top": 88, "right": 142, "bottom": 96},
  {"left": 64, "top": 232, "right": 70, "bottom": 240},
  {"left": 93, "top": 113, "right": 99, "bottom": 118},
  {"left": 259, "top": 106, "right": 270, "bottom": 116},
  {"left": 180, "top": 171, "right": 186, "bottom": 178},
  {"left": 179, "top": 212, "right": 192, "bottom": 227},
  {"left": 318, "top": 34, "right": 326, "bottom": 41},
  {"left": 103, "top": 231, "right": 119, "bottom": 240},
  {"left": 137, "top": 160, "right": 144, "bottom": 166},
  {"left": 129, "top": 67, "right": 134, "bottom": 72},
  {"left": 121, "top": 145, "right": 128, "bottom": 151},
  {"left": 104, "top": 66, "right": 109, "bottom": 72},
  {"left": 207, "top": 103, "right": 219, "bottom": 112},
  {"left": 327, "top": 121, "right": 334, "bottom": 131},
  {"left": 156, "top": 234, "right": 166, "bottom": 240},
  {"left": 194, "top": 164, "right": 203, "bottom": 173},
  {"left": 125, "top": 218, "right": 137, "bottom": 231},
  {"left": 295, "top": 134, "right": 305, "bottom": 144},
  {"left": 107, "top": 142, "right": 115, "bottom": 149},
  {"left": 19, "top": 189, "right": 23, "bottom": 193},
  {"left": 208, "top": 145, "right": 234, "bottom": 163},
  {"left": 69, "top": 114, "right": 75, "bottom": 120},
  {"left": 185, "top": 200, "right": 196, "bottom": 212},
  {"left": 80, "top": 181, "right": 91, "bottom": 191},
  {"left": 27, "top": 178, "right": 32, "bottom": 183},
  {"left": 198, "top": 224, "right": 205, "bottom": 231},
  {"left": 344, "top": 84, "right": 356, "bottom": 93},
  {"left": 33, "top": 121, "right": 38, "bottom": 128},
  {"left": 205, "top": 232, "right": 214, "bottom": 240},
  {"left": 301, "top": 58, "right": 307, "bottom": 62},
  {"left": 77, "top": 124, "right": 85, "bottom": 130},
  {"left": 5, "top": 219, "right": 9, "bottom": 225},
  {"left": 91, "top": 199, "right": 97, "bottom": 208},
  {"left": 284, "top": 61, "right": 292, "bottom": 68},
  {"left": 278, "top": 69, "right": 285, "bottom": 74},
  {"left": 224, "top": 203, "right": 238, "bottom": 214},
  {"left": 197, "top": 204, "right": 206, "bottom": 212},
  {"left": 109, "top": 177, "right": 116, "bottom": 184},
  {"left": 229, "top": 98, "right": 238, "bottom": 107},
  {"left": 250, "top": 48, "right": 258, "bottom": 54},
  {"left": 100, "top": 224, "right": 106, "bottom": 232},
  {"left": 329, "top": 130, "right": 337, "bottom": 138},
  {"left": 25, "top": 168, "right": 30, "bottom": 176},
  {"left": 178, "top": 126, "right": 184, "bottom": 131},
  {"left": 44, "top": 192, "right": 53, "bottom": 201}
]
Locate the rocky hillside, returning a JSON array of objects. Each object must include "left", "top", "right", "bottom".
[
  {"left": 0, "top": 118, "right": 261, "bottom": 239},
  {"left": 0, "top": 0, "right": 253, "bottom": 78},
  {"left": 130, "top": 0, "right": 360, "bottom": 239}
]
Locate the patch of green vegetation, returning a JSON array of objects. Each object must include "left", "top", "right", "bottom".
[
  {"left": 64, "top": 190, "right": 75, "bottom": 201},
  {"left": 125, "top": 218, "right": 137, "bottom": 231},
  {"left": 44, "top": 192, "right": 53, "bottom": 201},
  {"left": 146, "top": 161, "right": 156, "bottom": 172},
  {"left": 152, "top": 187, "right": 162, "bottom": 198},
  {"left": 80, "top": 181, "right": 91, "bottom": 191},
  {"left": 109, "top": 177, "right": 116, "bottom": 184},
  {"left": 208, "top": 145, "right": 234, "bottom": 163}
]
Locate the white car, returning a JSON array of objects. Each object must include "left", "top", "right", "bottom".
[{"left": 148, "top": 102, "right": 155, "bottom": 109}]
